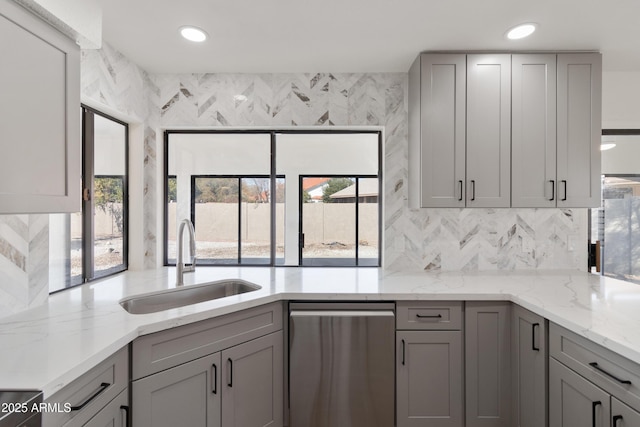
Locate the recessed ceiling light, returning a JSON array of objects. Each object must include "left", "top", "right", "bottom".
[
  {"left": 506, "top": 23, "right": 537, "bottom": 40},
  {"left": 601, "top": 143, "right": 617, "bottom": 151},
  {"left": 180, "top": 26, "right": 208, "bottom": 42}
]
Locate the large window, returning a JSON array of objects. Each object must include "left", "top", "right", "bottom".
[
  {"left": 165, "top": 131, "right": 381, "bottom": 267},
  {"left": 591, "top": 130, "right": 640, "bottom": 284},
  {"left": 49, "top": 107, "right": 128, "bottom": 292}
]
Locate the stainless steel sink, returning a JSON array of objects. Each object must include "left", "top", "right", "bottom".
[{"left": 119, "top": 279, "right": 261, "bottom": 314}]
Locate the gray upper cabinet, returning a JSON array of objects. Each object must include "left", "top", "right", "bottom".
[
  {"left": 465, "top": 301, "right": 512, "bottom": 427},
  {"left": 409, "top": 51, "right": 601, "bottom": 209},
  {"left": 512, "top": 52, "right": 602, "bottom": 208},
  {"left": 0, "top": 0, "right": 81, "bottom": 213},
  {"left": 511, "top": 54, "right": 558, "bottom": 208},
  {"left": 408, "top": 54, "right": 466, "bottom": 208},
  {"left": 511, "top": 305, "right": 547, "bottom": 427},
  {"left": 557, "top": 53, "right": 602, "bottom": 208},
  {"left": 466, "top": 54, "right": 511, "bottom": 208}
]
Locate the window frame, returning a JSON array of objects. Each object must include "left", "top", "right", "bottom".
[
  {"left": 298, "top": 174, "right": 381, "bottom": 267},
  {"left": 76, "top": 105, "right": 129, "bottom": 284},
  {"left": 163, "top": 129, "right": 382, "bottom": 267}
]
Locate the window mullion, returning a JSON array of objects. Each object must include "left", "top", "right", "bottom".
[{"left": 82, "top": 108, "right": 95, "bottom": 281}]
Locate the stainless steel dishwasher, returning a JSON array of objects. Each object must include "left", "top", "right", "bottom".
[{"left": 289, "top": 302, "right": 395, "bottom": 427}]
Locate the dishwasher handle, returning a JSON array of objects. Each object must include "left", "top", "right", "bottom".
[{"left": 290, "top": 310, "right": 395, "bottom": 318}]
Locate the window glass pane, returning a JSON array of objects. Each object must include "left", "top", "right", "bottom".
[
  {"left": 358, "top": 178, "right": 379, "bottom": 266},
  {"left": 194, "top": 177, "right": 239, "bottom": 264},
  {"left": 93, "top": 114, "right": 126, "bottom": 278},
  {"left": 602, "top": 176, "right": 640, "bottom": 284},
  {"left": 302, "top": 177, "right": 356, "bottom": 266},
  {"left": 240, "top": 178, "right": 271, "bottom": 265},
  {"left": 275, "top": 178, "right": 286, "bottom": 265},
  {"left": 70, "top": 212, "right": 83, "bottom": 283}
]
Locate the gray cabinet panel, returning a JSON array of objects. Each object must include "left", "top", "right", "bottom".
[
  {"left": 511, "top": 54, "right": 558, "bottom": 207},
  {"left": 0, "top": 0, "right": 80, "bottom": 213},
  {"left": 83, "top": 389, "right": 128, "bottom": 427},
  {"left": 396, "top": 301, "right": 463, "bottom": 330},
  {"left": 549, "top": 358, "right": 610, "bottom": 427},
  {"left": 132, "top": 352, "right": 221, "bottom": 427},
  {"left": 133, "top": 302, "right": 282, "bottom": 380},
  {"left": 511, "top": 305, "right": 547, "bottom": 427},
  {"left": 466, "top": 54, "right": 511, "bottom": 208},
  {"left": 222, "top": 331, "right": 283, "bottom": 427},
  {"left": 557, "top": 53, "right": 602, "bottom": 208},
  {"left": 465, "top": 301, "right": 511, "bottom": 427},
  {"left": 409, "top": 53, "right": 466, "bottom": 208},
  {"left": 397, "top": 331, "right": 463, "bottom": 427},
  {"left": 612, "top": 397, "right": 640, "bottom": 427}
]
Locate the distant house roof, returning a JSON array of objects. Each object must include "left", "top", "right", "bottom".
[
  {"left": 329, "top": 178, "right": 378, "bottom": 199},
  {"left": 302, "top": 177, "right": 331, "bottom": 192}
]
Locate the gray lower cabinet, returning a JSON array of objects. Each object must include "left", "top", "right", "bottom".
[
  {"left": 83, "top": 389, "right": 129, "bottom": 427},
  {"left": 511, "top": 305, "right": 547, "bottom": 427},
  {"left": 132, "top": 331, "right": 283, "bottom": 427},
  {"left": 612, "top": 397, "right": 640, "bottom": 427},
  {"left": 132, "top": 352, "right": 222, "bottom": 427},
  {"left": 396, "top": 331, "right": 463, "bottom": 427},
  {"left": 221, "top": 331, "right": 283, "bottom": 427},
  {"left": 549, "top": 358, "right": 610, "bottom": 427},
  {"left": 465, "top": 302, "right": 512, "bottom": 427}
]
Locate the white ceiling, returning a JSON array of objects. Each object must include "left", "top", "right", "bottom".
[{"left": 97, "top": 0, "right": 640, "bottom": 74}]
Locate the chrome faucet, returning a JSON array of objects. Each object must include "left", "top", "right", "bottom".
[{"left": 176, "top": 219, "right": 197, "bottom": 286}]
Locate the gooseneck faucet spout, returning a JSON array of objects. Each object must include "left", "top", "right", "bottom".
[{"left": 177, "top": 219, "right": 197, "bottom": 286}]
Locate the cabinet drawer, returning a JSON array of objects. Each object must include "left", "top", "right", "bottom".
[
  {"left": 396, "top": 301, "right": 462, "bottom": 330},
  {"left": 132, "top": 302, "right": 283, "bottom": 380},
  {"left": 550, "top": 323, "right": 640, "bottom": 410},
  {"left": 43, "top": 346, "right": 128, "bottom": 427}
]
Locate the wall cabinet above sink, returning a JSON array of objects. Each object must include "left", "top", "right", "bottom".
[{"left": 408, "top": 51, "right": 601, "bottom": 209}]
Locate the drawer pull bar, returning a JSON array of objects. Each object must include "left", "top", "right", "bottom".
[
  {"left": 416, "top": 314, "right": 442, "bottom": 319},
  {"left": 532, "top": 323, "right": 540, "bottom": 351},
  {"left": 401, "top": 339, "right": 405, "bottom": 366},
  {"left": 70, "top": 382, "right": 110, "bottom": 411},
  {"left": 613, "top": 415, "right": 623, "bottom": 427},
  {"left": 592, "top": 401, "right": 601, "bottom": 427},
  {"left": 589, "top": 362, "right": 632, "bottom": 385},
  {"left": 227, "top": 358, "right": 233, "bottom": 387}
]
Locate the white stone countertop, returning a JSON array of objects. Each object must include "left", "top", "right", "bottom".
[{"left": 1, "top": 267, "right": 639, "bottom": 398}]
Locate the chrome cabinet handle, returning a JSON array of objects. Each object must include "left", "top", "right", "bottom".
[
  {"left": 589, "top": 362, "right": 632, "bottom": 385},
  {"left": 70, "top": 382, "right": 110, "bottom": 411}
]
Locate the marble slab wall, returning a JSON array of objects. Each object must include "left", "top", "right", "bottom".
[{"left": 0, "top": 215, "right": 49, "bottom": 317}]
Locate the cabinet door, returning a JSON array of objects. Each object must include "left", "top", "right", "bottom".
[
  {"left": 409, "top": 54, "right": 466, "bottom": 208},
  {"left": 511, "top": 305, "right": 547, "bottom": 427},
  {"left": 465, "top": 302, "right": 511, "bottom": 427},
  {"left": 466, "top": 54, "right": 511, "bottom": 208},
  {"left": 511, "top": 54, "right": 558, "bottom": 207},
  {"left": 82, "top": 389, "right": 128, "bottom": 427},
  {"left": 612, "top": 397, "right": 640, "bottom": 427},
  {"left": 0, "top": 0, "right": 80, "bottom": 213},
  {"left": 397, "top": 331, "right": 463, "bottom": 427},
  {"left": 132, "top": 352, "right": 221, "bottom": 427},
  {"left": 557, "top": 53, "right": 602, "bottom": 208},
  {"left": 221, "top": 331, "right": 283, "bottom": 427},
  {"left": 549, "top": 358, "right": 610, "bottom": 427}
]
